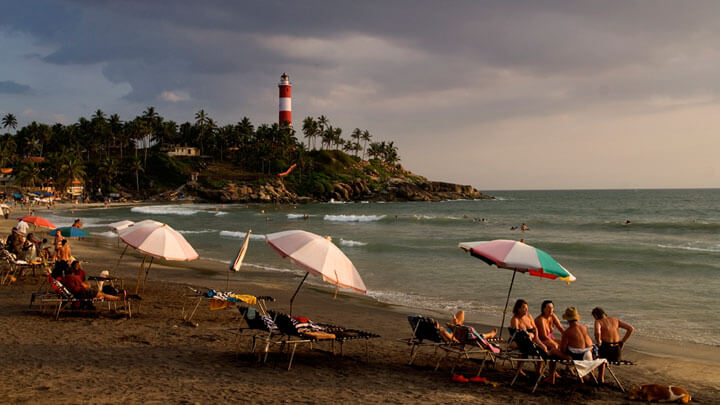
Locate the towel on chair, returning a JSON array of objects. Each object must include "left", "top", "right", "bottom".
[{"left": 573, "top": 358, "right": 607, "bottom": 378}]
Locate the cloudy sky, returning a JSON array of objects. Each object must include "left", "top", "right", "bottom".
[{"left": 2, "top": 0, "right": 720, "bottom": 190}]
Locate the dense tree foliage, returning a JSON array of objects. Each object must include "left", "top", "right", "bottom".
[{"left": 0, "top": 110, "right": 401, "bottom": 199}]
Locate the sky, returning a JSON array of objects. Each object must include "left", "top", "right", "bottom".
[{"left": 1, "top": 0, "right": 720, "bottom": 190}]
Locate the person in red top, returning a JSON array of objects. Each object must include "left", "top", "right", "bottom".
[
  {"left": 59, "top": 273, "right": 123, "bottom": 301},
  {"left": 72, "top": 219, "right": 83, "bottom": 228}
]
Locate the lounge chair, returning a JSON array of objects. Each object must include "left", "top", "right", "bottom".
[
  {"left": 181, "top": 287, "right": 274, "bottom": 323},
  {"left": 400, "top": 315, "right": 448, "bottom": 365},
  {"left": 435, "top": 324, "right": 501, "bottom": 376},
  {"left": 29, "top": 275, "right": 138, "bottom": 320},
  {"left": 235, "top": 306, "right": 379, "bottom": 370},
  {"left": 0, "top": 249, "right": 39, "bottom": 285}
]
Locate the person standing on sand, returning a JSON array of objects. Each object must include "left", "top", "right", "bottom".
[
  {"left": 592, "top": 307, "right": 634, "bottom": 382},
  {"left": 16, "top": 218, "right": 29, "bottom": 236}
]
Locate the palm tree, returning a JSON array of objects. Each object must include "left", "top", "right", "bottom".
[
  {"left": 16, "top": 163, "right": 43, "bottom": 188},
  {"left": 361, "top": 130, "right": 372, "bottom": 160},
  {"left": 350, "top": 128, "right": 362, "bottom": 157},
  {"left": 195, "top": 109, "right": 211, "bottom": 155},
  {"left": 130, "top": 158, "right": 144, "bottom": 192},
  {"left": 0, "top": 134, "right": 16, "bottom": 167},
  {"left": 368, "top": 142, "right": 384, "bottom": 160},
  {"left": 2, "top": 113, "right": 17, "bottom": 133},
  {"left": 302, "top": 116, "right": 317, "bottom": 150}
]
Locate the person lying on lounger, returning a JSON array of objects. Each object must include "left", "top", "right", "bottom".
[
  {"left": 436, "top": 310, "right": 499, "bottom": 352},
  {"left": 58, "top": 272, "right": 136, "bottom": 303}
]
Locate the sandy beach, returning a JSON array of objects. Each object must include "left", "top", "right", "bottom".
[{"left": 1, "top": 213, "right": 719, "bottom": 404}]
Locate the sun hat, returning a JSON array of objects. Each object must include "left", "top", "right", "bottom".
[
  {"left": 100, "top": 270, "right": 110, "bottom": 278},
  {"left": 562, "top": 306, "right": 581, "bottom": 322}
]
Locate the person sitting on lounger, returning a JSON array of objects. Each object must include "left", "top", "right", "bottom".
[
  {"left": 592, "top": 307, "right": 634, "bottom": 382},
  {"left": 509, "top": 299, "right": 548, "bottom": 355},
  {"left": 535, "top": 300, "right": 565, "bottom": 351},
  {"left": 559, "top": 306, "right": 594, "bottom": 361},
  {"left": 58, "top": 271, "right": 128, "bottom": 303}
]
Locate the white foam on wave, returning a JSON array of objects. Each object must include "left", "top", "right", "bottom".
[
  {"left": 287, "top": 214, "right": 313, "bottom": 219},
  {"left": 178, "top": 229, "right": 217, "bottom": 235},
  {"left": 219, "top": 230, "right": 266, "bottom": 240},
  {"left": 340, "top": 239, "right": 367, "bottom": 247},
  {"left": 131, "top": 205, "right": 201, "bottom": 216},
  {"left": 96, "top": 231, "right": 118, "bottom": 238},
  {"left": 215, "top": 211, "right": 228, "bottom": 216},
  {"left": 657, "top": 244, "right": 720, "bottom": 253},
  {"left": 324, "top": 214, "right": 385, "bottom": 222},
  {"left": 412, "top": 215, "right": 462, "bottom": 220}
]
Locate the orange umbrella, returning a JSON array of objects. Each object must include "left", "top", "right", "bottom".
[{"left": 20, "top": 216, "right": 56, "bottom": 229}]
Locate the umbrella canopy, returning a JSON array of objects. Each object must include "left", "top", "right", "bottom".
[
  {"left": 459, "top": 239, "right": 575, "bottom": 338},
  {"left": 108, "top": 220, "right": 134, "bottom": 231},
  {"left": 19, "top": 216, "right": 56, "bottom": 229},
  {"left": 266, "top": 230, "right": 366, "bottom": 293},
  {"left": 459, "top": 240, "right": 576, "bottom": 282},
  {"left": 50, "top": 227, "right": 91, "bottom": 238},
  {"left": 266, "top": 230, "right": 366, "bottom": 314},
  {"left": 120, "top": 222, "right": 198, "bottom": 261}
]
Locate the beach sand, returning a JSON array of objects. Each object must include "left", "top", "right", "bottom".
[{"left": 1, "top": 215, "right": 719, "bottom": 404}]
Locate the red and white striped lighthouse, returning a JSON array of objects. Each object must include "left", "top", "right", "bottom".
[{"left": 278, "top": 72, "right": 292, "bottom": 126}]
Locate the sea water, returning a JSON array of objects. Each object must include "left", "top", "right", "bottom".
[{"left": 50, "top": 189, "right": 720, "bottom": 346}]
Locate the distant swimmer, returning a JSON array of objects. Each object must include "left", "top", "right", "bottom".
[
  {"left": 510, "top": 226, "right": 518, "bottom": 231},
  {"left": 303, "top": 214, "right": 309, "bottom": 220},
  {"left": 625, "top": 220, "right": 631, "bottom": 225},
  {"left": 521, "top": 223, "right": 529, "bottom": 232}
]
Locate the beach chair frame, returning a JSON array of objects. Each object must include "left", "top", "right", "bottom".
[
  {"left": 29, "top": 276, "right": 134, "bottom": 320},
  {"left": 399, "top": 315, "right": 448, "bottom": 365}
]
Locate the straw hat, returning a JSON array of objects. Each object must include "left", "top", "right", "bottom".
[{"left": 562, "top": 306, "right": 581, "bottom": 322}]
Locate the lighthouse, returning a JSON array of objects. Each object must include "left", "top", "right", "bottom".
[{"left": 278, "top": 72, "right": 292, "bottom": 126}]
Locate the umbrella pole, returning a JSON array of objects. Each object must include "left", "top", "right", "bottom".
[
  {"left": 498, "top": 269, "right": 518, "bottom": 340},
  {"left": 135, "top": 256, "right": 147, "bottom": 294},
  {"left": 114, "top": 244, "right": 129, "bottom": 271},
  {"left": 289, "top": 272, "right": 309, "bottom": 316},
  {"left": 226, "top": 268, "right": 230, "bottom": 290},
  {"left": 141, "top": 257, "right": 154, "bottom": 295}
]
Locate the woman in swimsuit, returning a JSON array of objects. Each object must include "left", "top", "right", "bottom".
[
  {"left": 509, "top": 299, "right": 548, "bottom": 353},
  {"left": 534, "top": 300, "right": 565, "bottom": 351}
]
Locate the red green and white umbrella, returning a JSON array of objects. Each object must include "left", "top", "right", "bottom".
[{"left": 459, "top": 239, "right": 576, "bottom": 337}]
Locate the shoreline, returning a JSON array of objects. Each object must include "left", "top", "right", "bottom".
[{"left": 2, "top": 212, "right": 719, "bottom": 402}]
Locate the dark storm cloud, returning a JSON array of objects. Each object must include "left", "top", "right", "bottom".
[
  {"left": 3, "top": 0, "right": 720, "bottom": 121},
  {"left": 0, "top": 80, "right": 31, "bottom": 94}
]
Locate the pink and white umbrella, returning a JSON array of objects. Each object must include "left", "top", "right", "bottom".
[
  {"left": 266, "top": 230, "right": 366, "bottom": 313},
  {"left": 118, "top": 221, "right": 198, "bottom": 294}
]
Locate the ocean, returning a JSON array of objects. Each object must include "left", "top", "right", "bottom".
[{"left": 45, "top": 189, "right": 720, "bottom": 347}]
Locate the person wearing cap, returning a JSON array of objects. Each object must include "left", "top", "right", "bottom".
[{"left": 559, "top": 306, "right": 594, "bottom": 361}]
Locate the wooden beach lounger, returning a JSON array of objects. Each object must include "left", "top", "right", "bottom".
[{"left": 181, "top": 287, "right": 274, "bottom": 323}]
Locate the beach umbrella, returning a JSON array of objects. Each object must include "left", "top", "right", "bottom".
[
  {"left": 119, "top": 221, "right": 198, "bottom": 295},
  {"left": 459, "top": 239, "right": 576, "bottom": 338},
  {"left": 108, "top": 220, "right": 134, "bottom": 247},
  {"left": 50, "top": 227, "right": 91, "bottom": 238},
  {"left": 108, "top": 220, "right": 135, "bottom": 231},
  {"left": 227, "top": 229, "right": 252, "bottom": 289},
  {"left": 19, "top": 215, "right": 56, "bottom": 229},
  {"left": 266, "top": 230, "right": 366, "bottom": 314}
]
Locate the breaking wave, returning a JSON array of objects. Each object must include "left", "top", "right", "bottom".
[
  {"left": 339, "top": 239, "right": 367, "bottom": 247},
  {"left": 130, "top": 206, "right": 201, "bottom": 216},
  {"left": 219, "top": 230, "right": 266, "bottom": 241},
  {"left": 324, "top": 215, "right": 385, "bottom": 222}
]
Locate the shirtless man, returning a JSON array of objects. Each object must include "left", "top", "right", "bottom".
[
  {"left": 592, "top": 307, "right": 634, "bottom": 382},
  {"left": 559, "top": 307, "right": 594, "bottom": 361}
]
